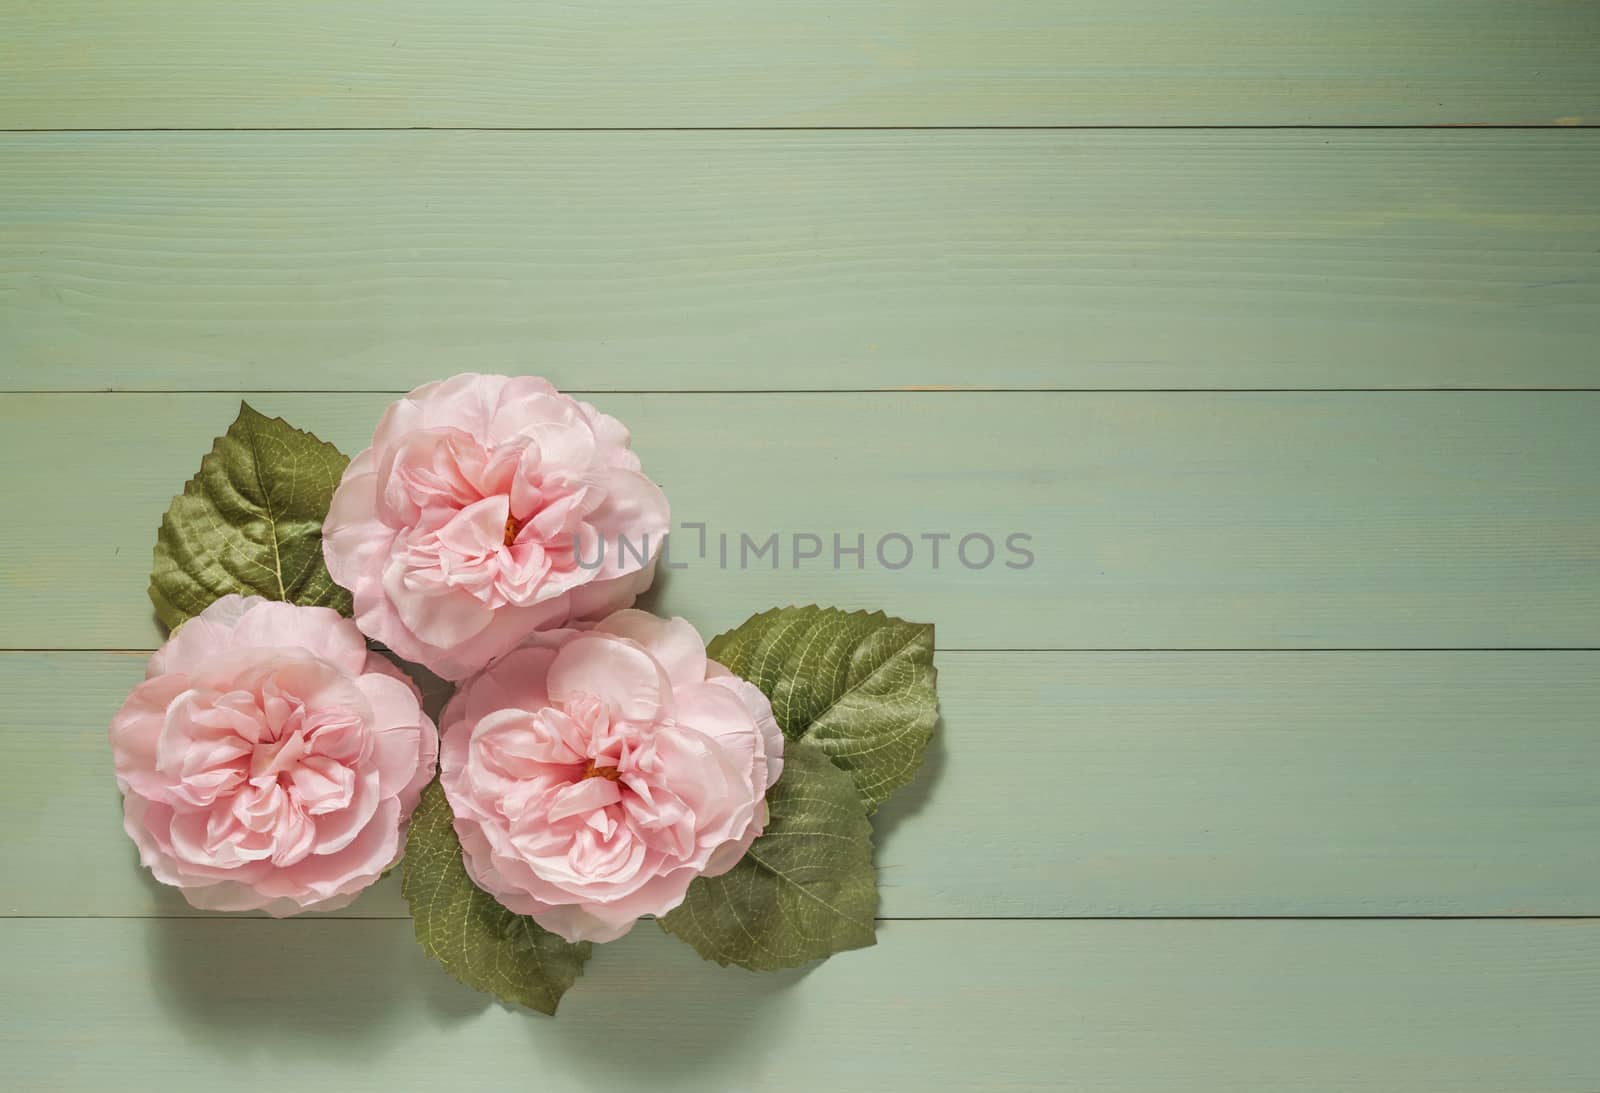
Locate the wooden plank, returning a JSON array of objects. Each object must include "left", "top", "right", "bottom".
[
  {"left": 3, "top": 131, "right": 1599, "bottom": 392},
  {"left": 5, "top": 651, "right": 1598, "bottom": 919},
  {"left": 1, "top": 392, "right": 1595, "bottom": 651},
  {"left": 2, "top": 918, "right": 1597, "bottom": 1090},
  {"left": 4, "top": 1, "right": 1597, "bottom": 129}
]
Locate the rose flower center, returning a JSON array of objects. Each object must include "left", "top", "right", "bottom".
[
  {"left": 503, "top": 513, "right": 524, "bottom": 547},
  {"left": 581, "top": 761, "right": 621, "bottom": 782}
]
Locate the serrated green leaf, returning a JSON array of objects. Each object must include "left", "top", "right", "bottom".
[
  {"left": 150, "top": 402, "right": 352, "bottom": 629},
  {"left": 707, "top": 605, "right": 938, "bottom": 811},
  {"left": 660, "top": 741, "right": 877, "bottom": 970},
  {"left": 401, "top": 782, "right": 591, "bottom": 1015}
]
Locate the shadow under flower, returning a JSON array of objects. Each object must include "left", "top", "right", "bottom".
[
  {"left": 528, "top": 924, "right": 814, "bottom": 1083},
  {"left": 144, "top": 914, "right": 425, "bottom": 1055},
  {"left": 870, "top": 708, "right": 947, "bottom": 850}
]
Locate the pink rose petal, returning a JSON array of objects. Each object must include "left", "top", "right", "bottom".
[
  {"left": 109, "top": 596, "right": 438, "bottom": 915},
  {"left": 439, "top": 611, "right": 783, "bottom": 943},
  {"left": 322, "top": 374, "right": 670, "bottom": 680}
]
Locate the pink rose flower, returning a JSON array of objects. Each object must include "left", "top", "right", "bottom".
[
  {"left": 439, "top": 610, "right": 784, "bottom": 943},
  {"left": 110, "top": 595, "right": 439, "bottom": 916},
  {"left": 322, "top": 373, "right": 671, "bottom": 681}
]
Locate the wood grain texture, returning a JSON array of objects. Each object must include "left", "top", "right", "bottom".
[
  {"left": 5, "top": 1, "right": 1596, "bottom": 1084},
  {"left": 6, "top": 651, "right": 1598, "bottom": 919},
  {"left": 4, "top": 0, "right": 1598, "bottom": 129},
  {"left": 1, "top": 392, "right": 1595, "bottom": 651},
  {"left": 2, "top": 918, "right": 1597, "bottom": 1090},
  {"left": 4, "top": 131, "right": 1599, "bottom": 392}
]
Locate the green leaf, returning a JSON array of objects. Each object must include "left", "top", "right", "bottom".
[
  {"left": 660, "top": 741, "right": 877, "bottom": 970},
  {"left": 401, "top": 782, "right": 591, "bottom": 1015},
  {"left": 150, "top": 401, "right": 352, "bottom": 629},
  {"left": 707, "top": 605, "right": 938, "bottom": 811}
]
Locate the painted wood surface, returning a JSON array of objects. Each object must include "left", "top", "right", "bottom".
[
  {"left": 4, "top": 132, "right": 1599, "bottom": 392},
  {"left": 2, "top": 392, "right": 1595, "bottom": 652},
  {"left": 3, "top": 919, "right": 1598, "bottom": 1091},
  {"left": 5, "top": 651, "right": 1597, "bottom": 919},
  {"left": 5, "top": 2, "right": 1597, "bottom": 1086},
  {"left": 4, "top": 0, "right": 1598, "bottom": 129}
]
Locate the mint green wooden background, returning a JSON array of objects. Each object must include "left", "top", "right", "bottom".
[{"left": 3, "top": 4, "right": 1599, "bottom": 1090}]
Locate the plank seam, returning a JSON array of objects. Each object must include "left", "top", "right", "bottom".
[
  {"left": 4, "top": 914, "right": 1597, "bottom": 922},
  {"left": 6, "top": 389, "right": 1600, "bottom": 397},
  {"left": 2, "top": 125, "right": 1597, "bottom": 134},
  {"left": 9, "top": 647, "right": 1598, "bottom": 655}
]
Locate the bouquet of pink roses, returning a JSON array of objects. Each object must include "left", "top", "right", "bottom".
[{"left": 109, "top": 374, "right": 938, "bottom": 1013}]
